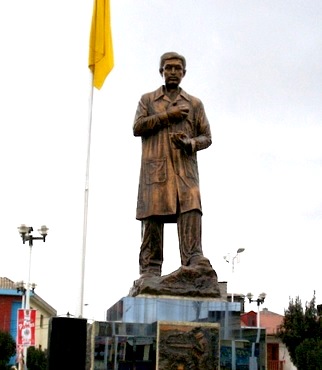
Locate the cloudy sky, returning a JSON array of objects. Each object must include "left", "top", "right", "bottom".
[{"left": 0, "top": 0, "right": 321, "bottom": 321}]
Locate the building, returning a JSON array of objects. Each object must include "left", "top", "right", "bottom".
[
  {"left": 0, "top": 277, "right": 57, "bottom": 352},
  {"left": 241, "top": 308, "right": 297, "bottom": 370}
]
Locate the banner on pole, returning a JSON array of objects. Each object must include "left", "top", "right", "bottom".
[
  {"left": 17, "top": 309, "right": 36, "bottom": 347},
  {"left": 89, "top": 0, "right": 114, "bottom": 89}
]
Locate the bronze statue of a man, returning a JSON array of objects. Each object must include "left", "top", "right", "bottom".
[{"left": 133, "top": 52, "right": 212, "bottom": 278}]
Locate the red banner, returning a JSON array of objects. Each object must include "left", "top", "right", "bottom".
[{"left": 17, "top": 309, "right": 36, "bottom": 347}]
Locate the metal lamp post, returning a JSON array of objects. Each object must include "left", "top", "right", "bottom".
[
  {"left": 15, "top": 281, "right": 37, "bottom": 310},
  {"left": 17, "top": 225, "right": 48, "bottom": 309},
  {"left": 224, "top": 248, "right": 245, "bottom": 302},
  {"left": 223, "top": 248, "right": 245, "bottom": 370},
  {"left": 246, "top": 292, "right": 267, "bottom": 327},
  {"left": 246, "top": 292, "right": 266, "bottom": 369},
  {"left": 15, "top": 281, "right": 27, "bottom": 310},
  {"left": 17, "top": 224, "right": 48, "bottom": 370},
  {"left": 232, "top": 248, "right": 245, "bottom": 273}
]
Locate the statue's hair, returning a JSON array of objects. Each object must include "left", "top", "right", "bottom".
[{"left": 159, "top": 52, "right": 186, "bottom": 73}]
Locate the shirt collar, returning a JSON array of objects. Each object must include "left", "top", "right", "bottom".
[{"left": 154, "top": 86, "right": 190, "bottom": 102}]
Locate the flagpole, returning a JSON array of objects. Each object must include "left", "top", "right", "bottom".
[
  {"left": 78, "top": 70, "right": 94, "bottom": 318},
  {"left": 80, "top": 0, "right": 114, "bottom": 318}
]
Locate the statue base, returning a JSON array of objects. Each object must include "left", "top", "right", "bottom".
[
  {"left": 129, "top": 262, "right": 221, "bottom": 298},
  {"left": 94, "top": 295, "right": 242, "bottom": 370}
]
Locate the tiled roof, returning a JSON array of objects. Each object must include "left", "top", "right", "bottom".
[
  {"left": 260, "top": 309, "right": 284, "bottom": 335},
  {"left": 0, "top": 277, "right": 15, "bottom": 289},
  {"left": 241, "top": 308, "right": 284, "bottom": 335}
]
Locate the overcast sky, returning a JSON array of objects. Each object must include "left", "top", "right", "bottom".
[{"left": 0, "top": 0, "right": 321, "bottom": 321}]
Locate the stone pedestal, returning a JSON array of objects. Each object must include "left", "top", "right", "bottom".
[
  {"left": 106, "top": 295, "right": 241, "bottom": 333},
  {"left": 89, "top": 295, "right": 266, "bottom": 369},
  {"left": 90, "top": 295, "right": 242, "bottom": 369},
  {"left": 129, "top": 262, "right": 222, "bottom": 299}
]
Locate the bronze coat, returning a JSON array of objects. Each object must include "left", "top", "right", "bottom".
[{"left": 133, "top": 86, "right": 212, "bottom": 220}]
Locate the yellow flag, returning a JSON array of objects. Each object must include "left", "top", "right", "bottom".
[{"left": 88, "top": 0, "right": 114, "bottom": 89}]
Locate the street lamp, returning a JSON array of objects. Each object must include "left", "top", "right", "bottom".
[
  {"left": 18, "top": 225, "right": 48, "bottom": 245},
  {"left": 224, "top": 248, "right": 245, "bottom": 302},
  {"left": 15, "top": 281, "right": 36, "bottom": 310},
  {"left": 15, "top": 281, "right": 27, "bottom": 292},
  {"left": 232, "top": 248, "right": 245, "bottom": 273},
  {"left": 17, "top": 225, "right": 48, "bottom": 309},
  {"left": 246, "top": 292, "right": 267, "bottom": 327},
  {"left": 17, "top": 224, "right": 48, "bottom": 370}
]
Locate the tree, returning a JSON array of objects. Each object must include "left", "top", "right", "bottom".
[
  {"left": 0, "top": 330, "right": 16, "bottom": 369},
  {"left": 295, "top": 338, "right": 322, "bottom": 370},
  {"left": 277, "top": 292, "right": 322, "bottom": 368},
  {"left": 26, "top": 347, "right": 47, "bottom": 370}
]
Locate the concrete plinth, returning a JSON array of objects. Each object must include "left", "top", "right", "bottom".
[
  {"left": 106, "top": 295, "right": 241, "bottom": 336},
  {"left": 89, "top": 295, "right": 266, "bottom": 369}
]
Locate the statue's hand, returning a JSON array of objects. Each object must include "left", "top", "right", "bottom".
[
  {"left": 170, "top": 131, "right": 192, "bottom": 154},
  {"left": 166, "top": 102, "right": 189, "bottom": 122}
]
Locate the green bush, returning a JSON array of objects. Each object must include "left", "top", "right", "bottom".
[
  {"left": 26, "top": 347, "right": 47, "bottom": 370},
  {"left": 0, "top": 330, "right": 16, "bottom": 369}
]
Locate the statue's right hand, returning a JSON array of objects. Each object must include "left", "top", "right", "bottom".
[{"left": 166, "top": 102, "right": 189, "bottom": 121}]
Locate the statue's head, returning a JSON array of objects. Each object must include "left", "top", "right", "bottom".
[{"left": 159, "top": 52, "right": 186, "bottom": 75}]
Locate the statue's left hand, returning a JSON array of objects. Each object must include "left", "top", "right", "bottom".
[{"left": 170, "top": 131, "right": 192, "bottom": 154}]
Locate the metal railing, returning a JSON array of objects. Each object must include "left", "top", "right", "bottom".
[{"left": 268, "top": 360, "right": 284, "bottom": 370}]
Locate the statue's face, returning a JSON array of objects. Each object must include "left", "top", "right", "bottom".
[{"left": 162, "top": 58, "right": 185, "bottom": 87}]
